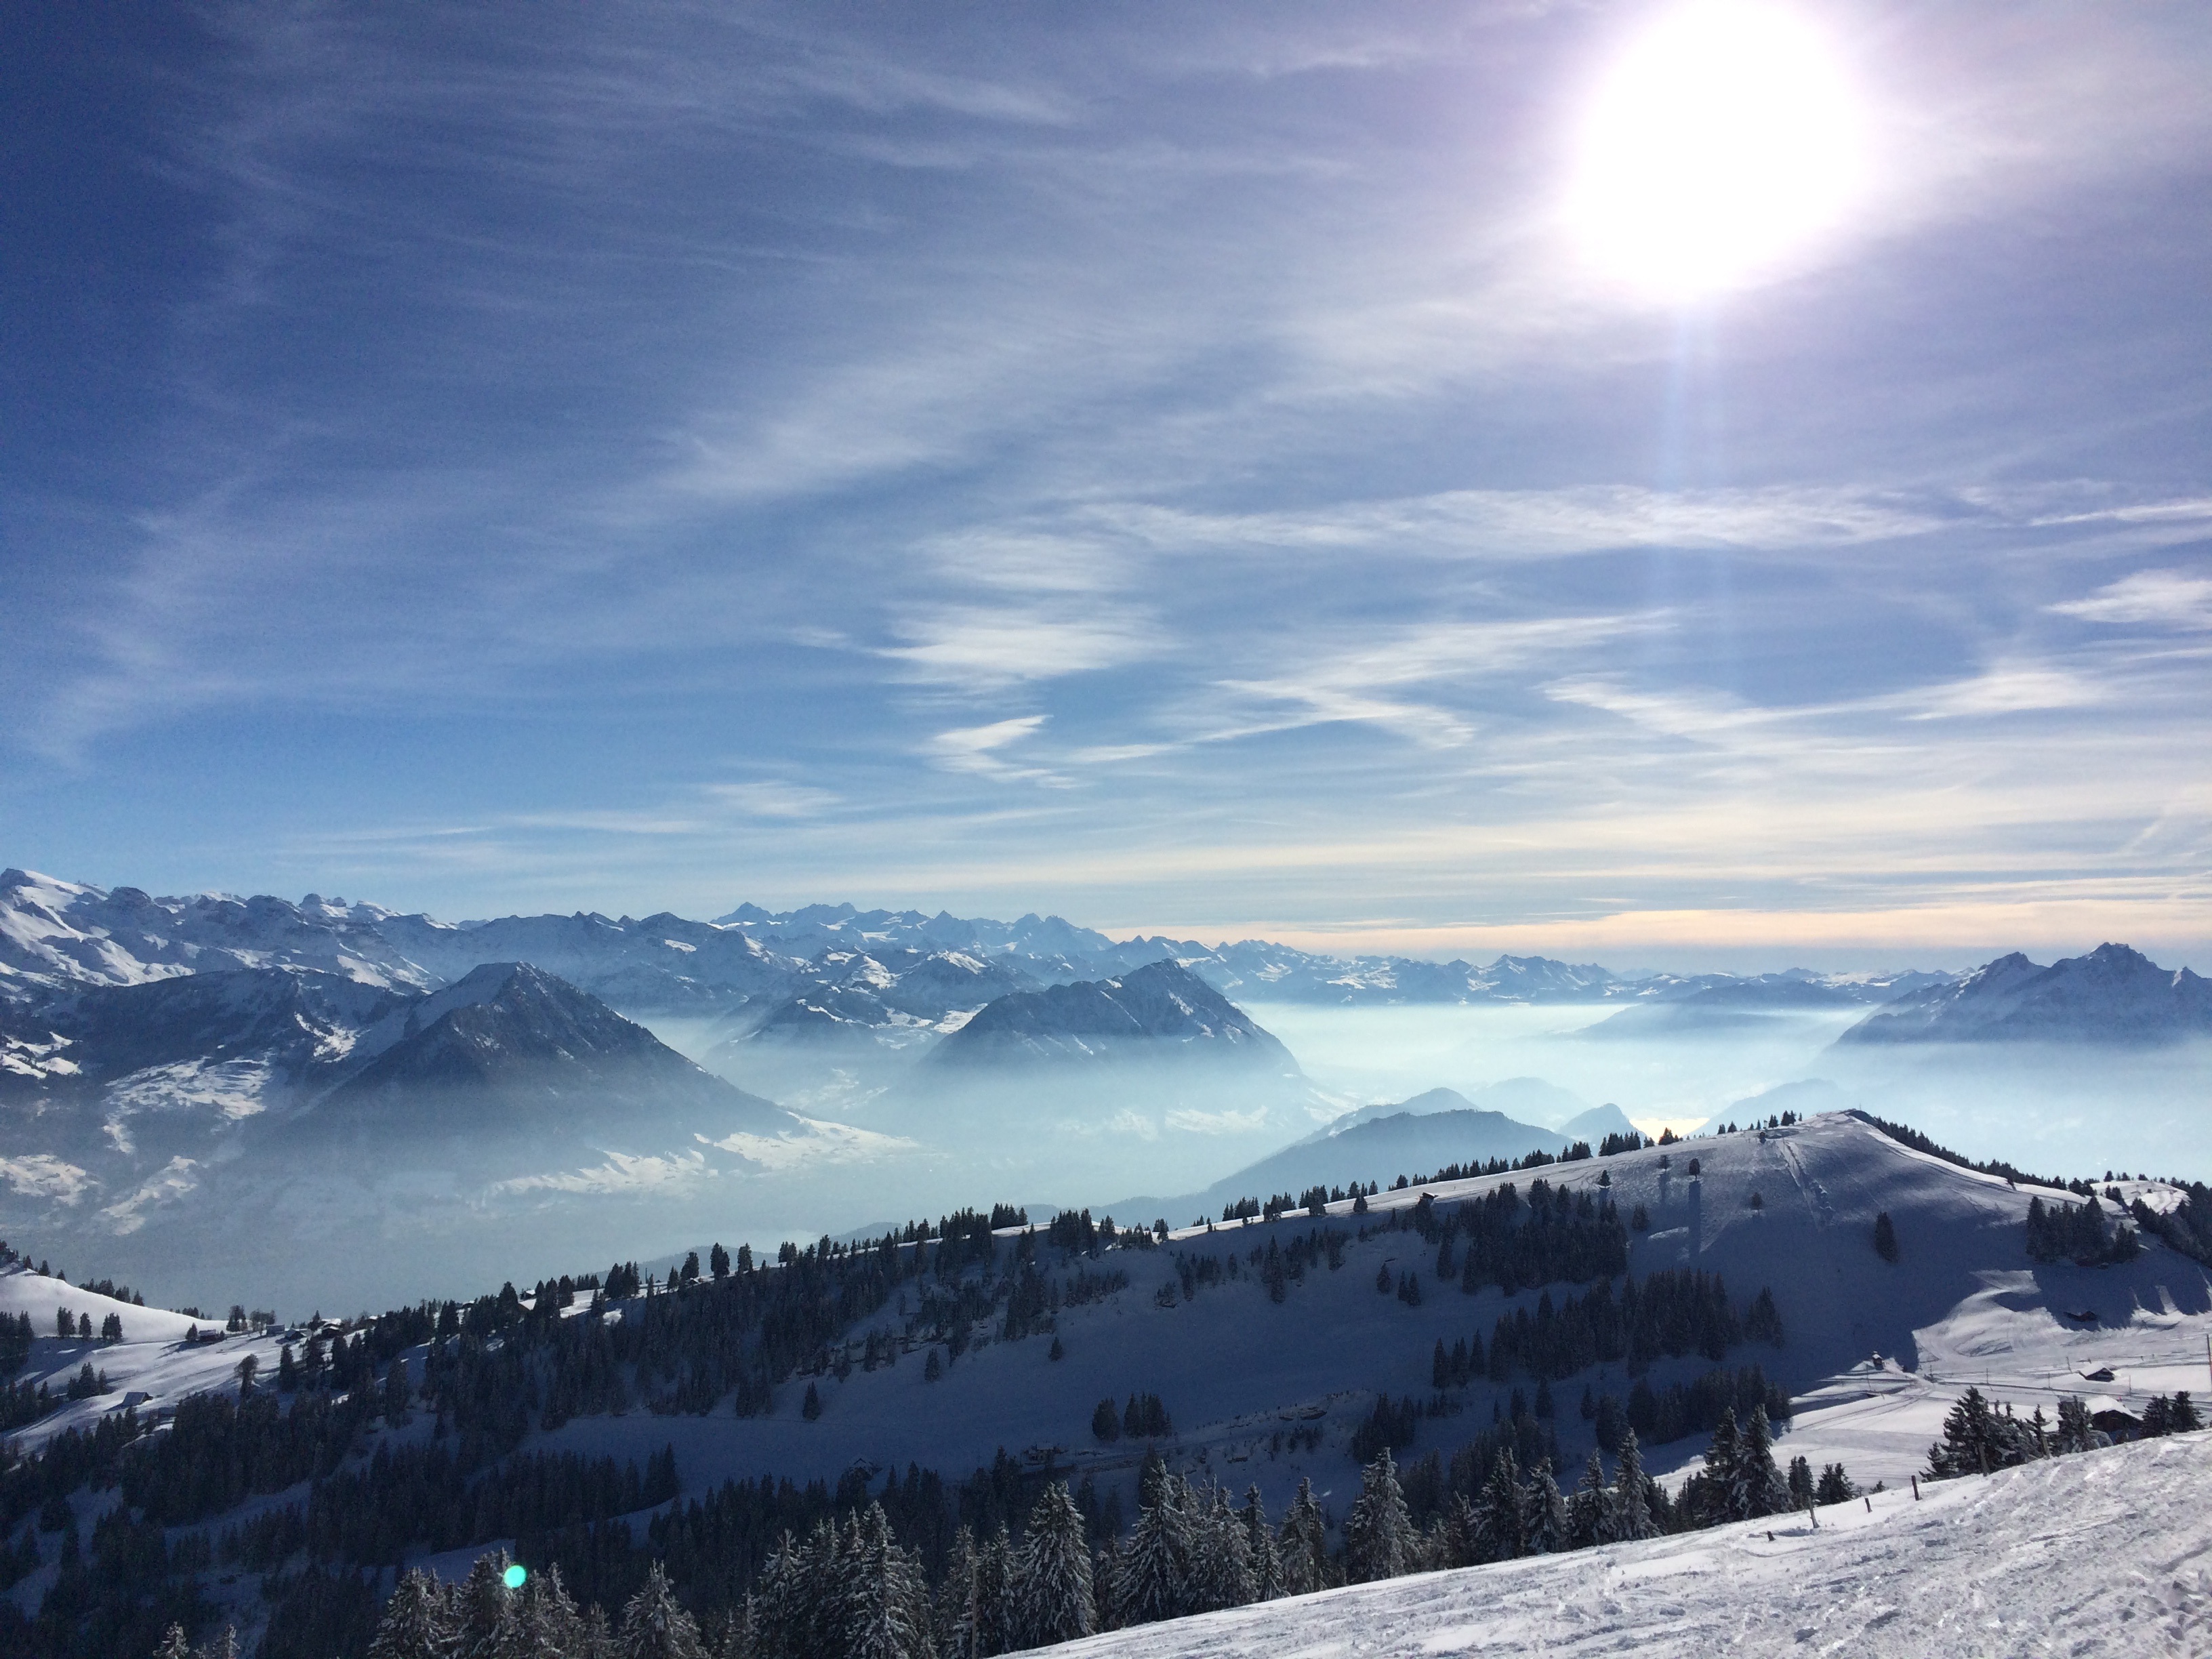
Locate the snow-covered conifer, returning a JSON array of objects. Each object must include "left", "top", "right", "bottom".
[
  {"left": 369, "top": 1569, "right": 455, "bottom": 1659},
  {"left": 1609, "top": 1431, "right": 1657, "bottom": 1541},
  {"left": 1568, "top": 1454, "right": 1606, "bottom": 1549},
  {"left": 1013, "top": 1481, "right": 1094, "bottom": 1646},
  {"left": 1473, "top": 1449, "right": 1523, "bottom": 1561},
  {"left": 1242, "top": 1486, "right": 1282, "bottom": 1600},
  {"left": 1521, "top": 1460, "right": 1568, "bottom": 1555},
  {"left": 1278, "top": 1478, "right": 1329, "bottom": 1595},
  {"left": 1115, "top": 1473, "right": 1193, "bottom": 1626},
  {"left": 621, "top": 1560, "right": 706, "bottom": 1659},
  {"left": 1343, "top": 1448, "right": 1416, "bottom": 1582},
  {"left": 974, "top": 1523, "right": 1017, "bottom": 1656}
]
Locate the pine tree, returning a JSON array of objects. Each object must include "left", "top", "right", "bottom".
[
  {"left": 1013, "top": 1481, "right": 1094, "bottom": 1647},
  {"left": 1734, "top": 1406, "right": 1790, "bottom": 1519},
  {"left": 1278, "top": 1478, "right": 1329, "bottom": 1596},
  {"left": 1343, "top": 1448, "right": 1416, "bottom": 1582},
  {"left": 846, "top": 1504, "right": 933, "bottom": 1659},
  {"left": 1473, "top": 1448, "right": 1523, "bottom": 1561},
  {"left": 154, "top": 1628, "right": 193, "bottom": 1659},
  {"left": 1242, "top": 1486, "right": 1283, "bottom": 1600},
  {"left": 934, "top": 1525, "right": 980, "bottom": 1659},
  {"left": 622, "top": 1561, "right": 706, "bottom": 1659},
  {"left": 1812, "top": 1462, "right": 1856, "bottom": 1505},
  {"left": 1441, "top": 1492, "right": 1481, "bottom": 1569},
  {"left": 2055, "top": 1393, "right": 2098, "bottom": 1454},
  {"left": 1520, "top": 1460, "right": 1568, "bottom": 1555},
  {"left": 1189, "top": 1483, "right": 1256, "bottom": 1612},
  {"left": 974, "top": 1523, "right": 1016, "bottom": 1656},
  {"left": 456, "top": 1551, "right": 514, "bottom": 1659},
  {"left": 369, "top": 1568, "right": 456, "bottom": 1659},
  {"left": 1610, "top": 1430, "right": 1657, "bottom": 1540},
  {"left": 1568, "top": 1453, "right": 1607, "bottom": 1549},
  {"left": 1873, "top": 1211, "right": 1898, "bottom": 1262},
  {"left": 1787, "top": 1454, "right": 1814, "bottom": 1509},
  {"left": 1116, "top": 1473, "right": 1193, "bottom": 1625}
]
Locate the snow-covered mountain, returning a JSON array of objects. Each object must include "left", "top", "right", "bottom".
[
  {"left": 3, "top": 867, "right": 1960, "bottom": 1034},
  {"left": 0, "top": 958, "right": 888, "bottom": 1312},
  {"left": 1837, "top": 943, "right": 2212, "bottom": 1046},
  {"left": 925, "top": 960, "right": 1295, "bottom": 1069}
]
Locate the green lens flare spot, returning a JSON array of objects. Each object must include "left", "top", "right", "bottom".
[{"left": 502, "top": 1563, "right": 528, "bottom": 1590}]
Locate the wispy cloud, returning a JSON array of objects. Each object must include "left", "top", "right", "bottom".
[{"left": 2049, "top": 569, "right": 2212, "bottom": 629}]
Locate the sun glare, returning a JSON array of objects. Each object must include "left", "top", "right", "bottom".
[{"left": 1565, "top": 0, "right": 1868, "bottom": 302}]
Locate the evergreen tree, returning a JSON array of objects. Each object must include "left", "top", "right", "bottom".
[
  {"left": 846, "top": 1504, "right": 933, "bottom": 1659},
  {"left": 1786, "top": 1454, "right": 1814, "bottom": 1509},
  {"left": 1013, "top": 1481, "right": 1094, "bottom": 1647},
  {"left": 621, "top": 1560, "right": 707, "bottom": 1659},
  {"left": 1568, "top": 1453, "right": 1607, "bottom": 1549},
  {"left": 1440, "top": 1493, "right": 1481, "bottom": 1569},
  {"left": 1277, "top": 1479, "right": 1329, "bottom": 1596},
  {"left": 1872, "top": 1211, "right": 1898, "bottom": 1262},
  {"left": 1732, "top": 1406, "right": 1790, "bottom": 1519},
  {"left": 1473, "top": 1449, "right": 1523, "bottom": 1562},
  {"left": 933, "top": 1526, "right": 979, "bottom": 1659},
  {"left": 1343, "top": 1448, "right": 1416, "bottom": 1582},
  {"left": 369, "top": 1568, "right": 455, "bottom": 1659},
  {"left": 1607, "top": 1430, "right": 1656, "bottom": 1541},
  {"left": 1242, "top": 1486, "right": 1283, "bottom": 1601},
  {"left": 456, "top": 1551, "right": 516, "bottom": 1659},
  {"left": 2055, "top": 1393, "right": 2099, "bottom": 1454},
  {"left": 1521, "top": 1460, "right": 1568, "bottom": 1555},
  {"left": 973, "top": 1524, "right": 1016, "bottom": 1656},
  {"left": 1115, "top": 1472, "right": 1192, "bottom": 1626},
  {"left": 1812, "top": 1462, "right": 1856, "bottom": 1504},
  {"left": 154, "top": 1628, "right": 193, "bottom": 1659},
  {"left": 1189, "top": 1483, "right": 1256, "bottom": 1613}
]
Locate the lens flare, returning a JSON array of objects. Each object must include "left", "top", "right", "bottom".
[
  {"left": 1565, "top": 0, "right": 1868, "bottom": 301},
  {"left": 503, "top": 1563, "right": 529, "bottom": 1590}
]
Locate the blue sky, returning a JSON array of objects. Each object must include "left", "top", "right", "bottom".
[{"left": 3, "top": 1, "right": 2209, "bottom": 968}]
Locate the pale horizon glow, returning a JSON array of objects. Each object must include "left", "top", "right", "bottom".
[{"left": 1564, "top": 0, "right": 1870, "bottom": 300}]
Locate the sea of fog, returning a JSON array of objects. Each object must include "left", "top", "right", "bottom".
[{"left": 1240, "top": 1001, "right": 1869, "bottom": 1135}]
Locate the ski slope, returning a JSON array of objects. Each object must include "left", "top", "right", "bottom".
[{"left": 1034, "top": 1430, "right": 2212, "bottom": 1659}]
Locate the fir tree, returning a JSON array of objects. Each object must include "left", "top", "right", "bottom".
[
  {"left": 2055, "top": 1393, "right": 2098, "bottom": 1454},
  {"left": 154, "top": 1628, "right": 193, "bottom": 1659},
  {"left": 621, "top": 1560, "right": 707, "bottom": 1659},
  {"left": 1014, "top": 1481, "right": 1094, "bottom": 1647},
  {"left": 1343, "top": 1448, "right": 1416, "bottom": 1582},
  {"left": 1872, "top": 1211, "right": 1898, "bottom": 1262},
  {"left": 1189, "top": 1483, "right": 1256, "bottom": 1612},
  {"left": 1521, "top": 1459, "right": 1568, "bottom": 1555},
  {"left": 1242, "top": 1486, "right": 1283, "bottom": 1600},
  {"left": 369, "top": 1568, "right": 455, "bottom": 1659},
  {"left": 1607, "top": 1430, "right": 1657, "bottom": 1540},
  {"left": 1277, "top": 1478, "right": 1329, "bottom": 1596},
  {"left": 933, "top": 1526, "right": 980, "bottom": 1659},
  {"left": 1116, "top": 1473, "right": 1192, "bottom": 1625},
  {"left": 1473, "top": 1449, "right": 1523, "bottom": 1561},
  {"left": 973, "top": 1524, "right": 1016, "bottom": 1656},
  {"left": 1787, "top": 1454, "right": 1814, "bottom": 1509},
  {"left": 1568, "top": 1453, "right": 1607, "bottom": 1549},
  {"left": 1812, "top": 1462, "right": 1856, "bottom": 1504}
]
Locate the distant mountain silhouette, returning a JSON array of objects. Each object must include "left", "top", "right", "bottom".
[{"left": 1837, "top": 944, "right": 2212, "bottom": 1046}]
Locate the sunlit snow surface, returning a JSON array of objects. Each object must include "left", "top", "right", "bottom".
[{"left": 1029, "top": 1433, "right": 2212, "bottom": 1658}]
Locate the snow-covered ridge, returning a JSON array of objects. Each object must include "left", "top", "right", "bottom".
[{"left": 2, "top": 867, "right": 1963, "bottom": 1025}]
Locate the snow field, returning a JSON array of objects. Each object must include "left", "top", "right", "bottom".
[{"left": 1027, "top": 1431, "right": 2212, "bottom": 1659}]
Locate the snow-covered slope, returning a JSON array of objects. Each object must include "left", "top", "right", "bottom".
[
  {"left": 500, "top": 1113, "right": 2212, "bottom": 1523},
  {"left": 1839, "top": 943, "right": 2212, "bottom": 1046},
  {"left": 1031, "top": 1431, "right": 2212, "bottom": 1659}
]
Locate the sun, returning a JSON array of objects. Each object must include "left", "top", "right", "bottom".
[{"left": 1563, "top": 0, "right": 1869, "bottom": 302}]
